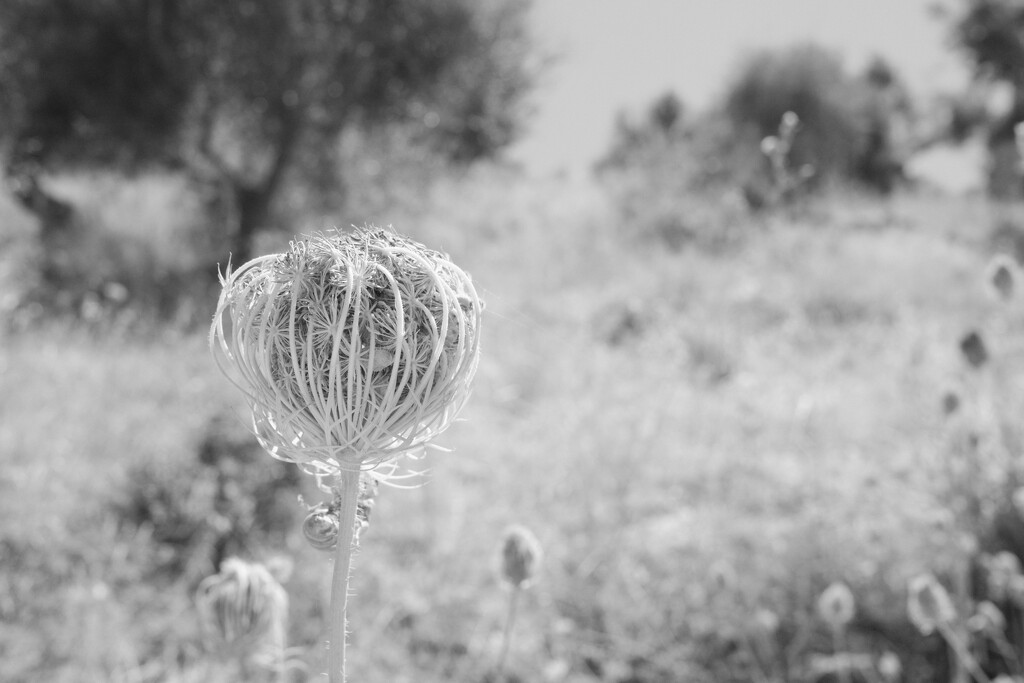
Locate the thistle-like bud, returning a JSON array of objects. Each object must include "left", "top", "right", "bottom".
[
  {"left": 817, "top": 581, "right": 856, "bottom": 631},
  {"left": 907, "top": 573, "right": 956, "bottom": 635},
  {"left": 499, "top": 525, "right": 543, "bottom": 590},
  {"left": 303, "top": 505, "right": 340, "bottom": 551}
]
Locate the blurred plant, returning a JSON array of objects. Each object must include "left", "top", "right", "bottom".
[
  {"left": 961, "top": 330, "right": 991, "bottom": 369},
  {"left": 723, "top": 43, "right": 913, "bottom": 193},
  {"left": 196, "top": 556, "right": 293, "bottom": 681},
  {"left": 495, "top": 524, "right": 543, "bottom": 679},
  {"left": 909, "top": 573, "right": 993, "bottom": 683},
  {"left": 210, "top": 227, "right": 483, "bottom": 682},
  {"left": 755, "top": 111, "right": 816, "bottom": 209}
]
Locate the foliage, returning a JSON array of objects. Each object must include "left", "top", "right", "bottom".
[{"left": 0, "top": 0, "right": 539, "bottom": 261}]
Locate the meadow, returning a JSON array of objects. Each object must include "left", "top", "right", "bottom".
[{"left": 2, "top": 165, "right": 1023, "bottom": 682}]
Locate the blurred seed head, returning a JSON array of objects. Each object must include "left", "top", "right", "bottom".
[
  {"left": 986, "top": 254, "right": 1019, "bottom": 302},
  {"left": 196, "top": 557, "right": 288, "bottom": 654},
  {"left": 780, "top": 111, "right": 800, "bottom": 136},
  {"left": 959, "top": 330, "right": 989, "bottom": 369},
  {"left": 817, "top": 581, "right": 856, "bottom": 631},
  {"left": 907, "top": 573, "right": 956, "bottom": 636},
  {"left": 760, "top": 135, "right": 779, "bottom": 157},
  {"left": 499, "top": 525, "right": 543, "bottom": 590}
]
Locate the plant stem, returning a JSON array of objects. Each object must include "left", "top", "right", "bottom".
[
  {"left": 496, "top": 586, "right": 521, "bottom": 679},
  {"left": 329, "top": 469, "right": 361, "bottom": 683}
]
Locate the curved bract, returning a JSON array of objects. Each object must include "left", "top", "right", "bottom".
[{"left": 210, "top": 227, "right": 482, "bottom": 477}]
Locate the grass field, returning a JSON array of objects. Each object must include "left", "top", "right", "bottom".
[{"left": 2, "top": 169, "right": 1024, "bottom": 682}]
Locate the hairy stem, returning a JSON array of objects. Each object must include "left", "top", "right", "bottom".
[{"left": 329, "top": 470, "right": 360, "bottom": 683}]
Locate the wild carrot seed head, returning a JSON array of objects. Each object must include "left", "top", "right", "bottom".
[{"left": 210, "top": 227, "right": 482, "bottom": 479}]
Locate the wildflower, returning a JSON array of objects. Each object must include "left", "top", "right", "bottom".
[
  {"left": 499, "top": 525, "right": 543, "bottom": 590},
  {"left": 986, "top": 254, "right": 1019, "bottom": 302},
  {"left": 817, "top": 582, "right": 856, "bottom": 631},
  {"left": 196, "top": 557, "right": 288, "bottom": 656},
  {"left": 959, "top": 330, "right": 989, "bottom": 369},
  {"left": 907, "top": 573, "right": 956, "bottom": 636},
  {"left": 210, "top": 226, "right": 483, "bottom": 477}
]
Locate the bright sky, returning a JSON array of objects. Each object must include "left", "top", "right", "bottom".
[{"left": 510, "top": 0, "right": 970, "bottom": 176}]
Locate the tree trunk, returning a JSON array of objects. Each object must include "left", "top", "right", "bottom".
[{"left": 231, "top": 183, "right": 272, "bottom": 265}]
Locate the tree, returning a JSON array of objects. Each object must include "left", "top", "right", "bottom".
[
  {"left": 722, "top": 44, "right": 910, "bottom": 192},
  {"left": 949, "top": 0, "right": 1024, "bottom": 196},
  {"left": 0, "top": 0, "right": 537, "bottom": 263}
]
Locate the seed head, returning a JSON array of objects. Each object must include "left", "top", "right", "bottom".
[
  {"left": 210, "top": 227, "right": 483, "bottom": 478},
  {"left": 907, "top": 573, "right": 955, "bottom": 635},
  {"left": 499, "top": 525, "right": 543, "bottom": 590},
  {"left": 817, "top": 581, "right": 856, "bottom": 631},
  {"left": 196, "top": 557, "right": 288, "bottom": 652}
]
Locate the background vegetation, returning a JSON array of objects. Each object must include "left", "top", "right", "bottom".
[{"left": 6, "top": 1, "right": 1024, "bottom": 682}]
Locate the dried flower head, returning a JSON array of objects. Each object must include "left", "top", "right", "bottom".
[
  {"left": 817, "top": 581, "right": 856, "bottom": 631},
  {"left": 986, "top": 254, "right": 1019, "bottom": 302},
  {"left": 499, "top": 525, "right": 543, "bottom": 590},
  {"left": 210, "top": 227, "right": 482, "bottom": 479},
  {"left": 907, "top": 573, "right": 956, "bottom": 636},
  {"left": 196, "top": 557, "right": 288, "bottom": 654}
]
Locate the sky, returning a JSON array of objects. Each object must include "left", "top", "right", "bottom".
[{"left": 509, "top": 0, "right": 970, "bottom": 176}]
